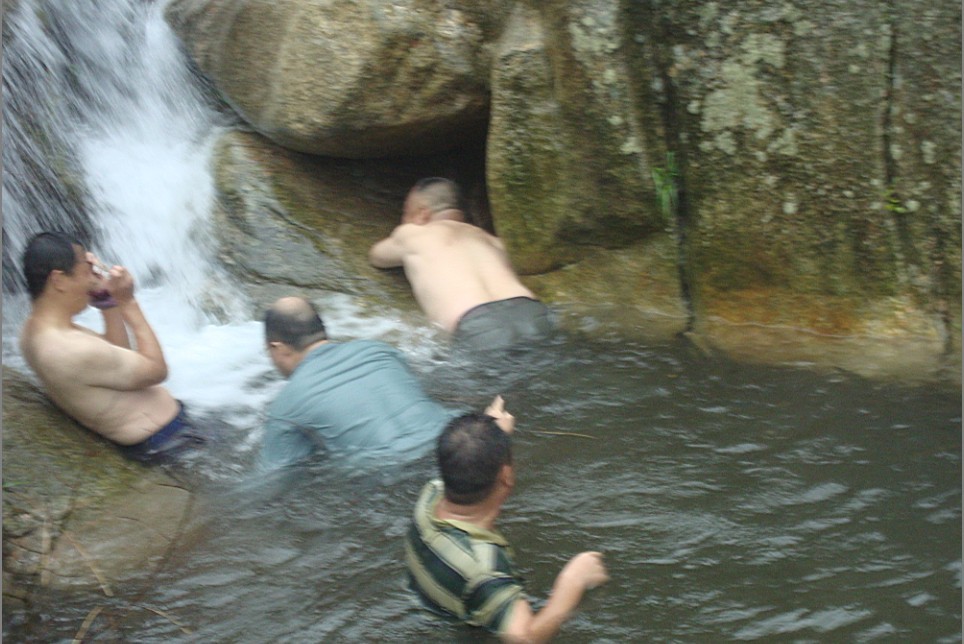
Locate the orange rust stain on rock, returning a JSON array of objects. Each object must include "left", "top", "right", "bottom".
[{"left": 701, "top": 288, "right": 864, "bottom": 335}]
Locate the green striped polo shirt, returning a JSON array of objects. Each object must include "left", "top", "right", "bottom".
[{"left": 405, "top": 479, "right": 524, "bottom": 634}]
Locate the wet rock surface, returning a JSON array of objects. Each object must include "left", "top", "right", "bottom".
[
  {"left": 165, "top": 0, "right": 960, "bottom": 383},
  {"left": 2, "top": 368, "right": 196, "bottom": 607}
]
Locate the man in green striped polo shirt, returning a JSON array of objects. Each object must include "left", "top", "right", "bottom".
[{"left": 405, "top": 397, "right": 609, "bottom": 641}]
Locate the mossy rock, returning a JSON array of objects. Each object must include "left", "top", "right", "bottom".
[{"left": 2, "top": 367, "right": 195, "bottom": 596}]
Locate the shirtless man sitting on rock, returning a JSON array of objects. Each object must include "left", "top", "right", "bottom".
[
  {"left": 19, "top": 231, "right": 204, "bottom": 462},
  {"left": 369, "top": 178, "right": 554, "bottom": 353}
]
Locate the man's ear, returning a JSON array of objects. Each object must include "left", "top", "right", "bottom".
[
  {"left": 499, "top": 463, "right": 515, "bottom": 490},
  {"left": 270, "top": 341, "right": 294, "bottom": 358},
  {"left": 47, "top": 270, "right": 68, "bottom": 293}
]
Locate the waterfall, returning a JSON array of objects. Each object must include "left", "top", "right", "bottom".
[{"left": 1, "top": 0, "right": 279, "bottom": 427}]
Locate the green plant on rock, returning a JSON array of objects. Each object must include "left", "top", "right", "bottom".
[
  {"left": 3, "top": 479, "right": 29, "bottom": 491},
  {"left": 883, "top": 186, "right": 908, "bottom": 215},
  {"left": 651, "top": 151, "right": 679, "bottom": 223}
]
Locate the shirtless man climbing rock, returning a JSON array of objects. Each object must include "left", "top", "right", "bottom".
[{"left": 369, "top": 178, "right": 553, "bottom": 353}]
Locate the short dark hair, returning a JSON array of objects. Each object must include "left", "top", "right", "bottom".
[
  {"left": 413, "top": 177, "right": 464, "bottom": 214},
  {"left": 437, "top": 412, "right": 512, "bottom": 505},
  {"left": 264, "top": 297, "right": 328, "bottom": 351},
  {"left": 22, "top": 231, "right": 83, "bottom": 300}
]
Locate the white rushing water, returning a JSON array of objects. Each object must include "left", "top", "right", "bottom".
[
  {"left": 2, "top": 0, "right": 274, "bottom": 428},
  {"left": 1, "top": 0, "right": 441, "bottom": 439}
]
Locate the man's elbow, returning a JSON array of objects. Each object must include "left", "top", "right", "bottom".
[
  {"left": 369, "top": 248, "right": 392, "bottom": 269},
  {"left": 499, "top": 631, "right": 528, "bottom": 644},
  {"left": 500, "top": 625, "right": 542, "bottom": 644},
  {"left": 130, "top": 362, "right": 168, "bottom": 389},
  {"left": 150, "top": 361, "right": 169, "bottom": 384},
  {"left": 369, "top": 239, "right": 405, "bottom": 269},
  {"left": 498, "top": 600, "right": 541, "bottom": 644}
]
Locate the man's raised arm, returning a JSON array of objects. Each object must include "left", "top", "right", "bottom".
[{"left": 102, "top": 266, "right": 169, "bottom": 388}]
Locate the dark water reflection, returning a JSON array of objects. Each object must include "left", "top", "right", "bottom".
[{"left": 7, "top": 337, "right": 961, "bottom": 642}]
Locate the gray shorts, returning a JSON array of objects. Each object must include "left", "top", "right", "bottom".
[{"left": 452, "top": 297, "right": 554, "bottom": 353}]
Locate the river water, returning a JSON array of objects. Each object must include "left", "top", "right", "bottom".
[
  {"left": 4, "top": 338, "right": 962, "bottom": 642},
  {"left": 2, "top": 1, "right": 961, "bottom": 642}
]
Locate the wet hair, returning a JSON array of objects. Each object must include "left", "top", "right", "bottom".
[
  {"left": 264, "top": 297, "right": 328, "bottom": 351},
  {"left": 413, "top": 177, "right": 464, "bottom": 215},
  {"left": 22, "top": 231, "right": 83, "bottom": 300},
  {"left": 437, "top": 412, "right": 512, "bottom": 505}
]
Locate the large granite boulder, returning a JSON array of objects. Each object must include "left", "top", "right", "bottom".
[
  {"left": 486, "top": 3, "right": 663, "bottom": 274},
  {"left": 624, "top": 1, "right": 960, "bottom": 376},
  {"left": 164, "top": 0, "right": 510, "bottom": 158},
  {"left": 164, "top": 0, "right": 960, "bottom": 382},
  {"left": 2, "top": 368, "right": 196, "bottom": 607}
]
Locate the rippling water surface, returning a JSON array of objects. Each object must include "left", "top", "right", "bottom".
[
  {"left": 2, "top": 1, "right": 959, "bottom": 640},
  {"left": 7, "top": 336, "right": 960, "bottom": 642}
]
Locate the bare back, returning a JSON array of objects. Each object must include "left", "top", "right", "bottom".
[
  {"left": 389, "top": 221, "right": 535, "bottom": 333},
  {"left": 20, "top": 319, "right": 179, "bottom": 445}
]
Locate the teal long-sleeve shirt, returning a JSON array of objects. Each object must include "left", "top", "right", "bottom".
[{"left": 257, "top": 340, "right": 457, "bottom": 472}]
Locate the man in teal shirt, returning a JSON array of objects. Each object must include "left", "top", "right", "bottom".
[{"left": 258, "top": 296, "right": 457, "bottom": 471}]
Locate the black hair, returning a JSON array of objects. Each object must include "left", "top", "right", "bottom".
[
  {"left": 437, "top": 412, "right": 512, "bottom": 505},
  {"left": 413, "top": 177, "right": 465, "bottom": 214},
  {"left": 264, "top": 298, "right": 328, "bottom": 350},
  {"left": 22, "top": 231, "right": 83, "bottom": 300}
]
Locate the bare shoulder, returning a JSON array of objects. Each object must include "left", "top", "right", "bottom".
[
  {"left": 27, "top": 325, "right": 113, "bottom": 377},
  {"left": 396, "top": 221, "right": 462, "bottom": 247},
  {"left": 395, "top": 220, "right": 501, "bottom": 252},
  {"left": 390, "top": 222, "right": 427, "bottom": 240},
  {"left": 485, "top": 229, "right": 507, "bottom": 250},
  {"left": 433, "top": 219, "right": 496, "bottom": 240},
  {"left": 451, "top": 221, "right": 506, "bottom": 250}
]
